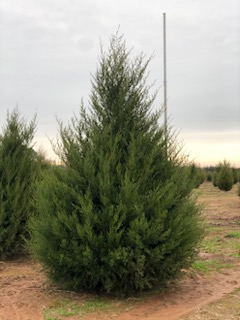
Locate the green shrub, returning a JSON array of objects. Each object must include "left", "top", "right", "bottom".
[
  {"left": 190, "top": 164, "right": 205, "bottom": 188},
  {"left": 0, "top": 109, "right": 39, "bottom": 259},
  {"left": 29, "top": 34, "right": 204, "bottom": 295},
  {"left": 212, "top": 170, "right": 219, "bottom": 187},
  {"left": 232, "top": 168, "right": 239, "bottom": 184},
  {"left": 206, "top": 173, "right": 212, "bottom": 182},
  {"left": 203, "top": 166, "right": 215, "bottom": 182},
  {"left": 215, "top": 160, "right": 234, "bottom": 191}
]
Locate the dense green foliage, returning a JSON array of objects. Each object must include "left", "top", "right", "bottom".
[
  {"left": 0, "top": 109, "right": 39, "bottom": 259},
  {"left": 232, "top": 168, "right": 239, "bottom": 184},
  {"left": 215, "top": 160, "right": 234, "bottom": 191},
  {"left": 203, "top": 166, "right": 215, "bottom": 182},
  {"left": 29, "top": 35, "right": 204, "bottom": 295},
  {"left": 189, "top": 165, "right": 205, "bottom": 188}
]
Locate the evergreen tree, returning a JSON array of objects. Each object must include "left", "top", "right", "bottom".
[
  {"left": 232, "top": 168, "right": 239, "bottom": 184},
  {"left": 189, "top": 164, "right": 205, "bottom": 188},
  {"left": 29, "top": 34, "right": 204, "bottom": 295},
  {"left": 0, "top": 108, "right": 38, "bottom": 259},
  {"left": 212, "top": 166, "right": 220, "bottom": 187},
  {"left": 204, "top": 166, "right": 215, "bottom": 182},
  {"left": 216, "top": 160, "right": 234, "bottom": 191}
]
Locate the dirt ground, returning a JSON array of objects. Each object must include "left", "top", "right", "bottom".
[{"left": 0, "top": 182, "right": 240, "bottom": 320}]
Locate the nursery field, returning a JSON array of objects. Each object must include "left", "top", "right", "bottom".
[{"left": 0, "top": 182, "right": 240, "bottom": 320}]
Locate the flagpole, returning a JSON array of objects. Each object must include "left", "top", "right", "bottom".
[{"left": 163, "top": 13, "right": 167, "bottom": 144}]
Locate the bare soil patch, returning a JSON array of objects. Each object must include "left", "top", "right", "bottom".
[
  {"left": 0, "top": 182, "right": 240, "bottom": 320},
  {"left": 185, "top": 288, "right": 240, "bottom": 320}
]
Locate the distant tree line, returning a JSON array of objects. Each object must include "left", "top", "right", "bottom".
[
  {"left": 204, "top": 162, "right": 239, "bottom": 191},
  {"left": 176, "top": 162, "right": 239, "bottom": 192}
]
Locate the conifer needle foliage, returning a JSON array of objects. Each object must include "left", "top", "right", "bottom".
[
  {"left": 29, "top": 34, "right": 204, "bottom": 295},
  {"left": 0, "top": 108, "right": 38, "bottom": 259},
  {"left": 215, "top": 160, "right": 234, "bottom": 191}
]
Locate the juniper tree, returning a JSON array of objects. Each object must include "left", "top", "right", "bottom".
[
  {"left": 232, "top": 168, "right": 239, "bottom": 184},
  {"left": 29, "top": 34, "right": 204, "bottom": 295},
  {"left": 216, "top": 160, "right": 234, "bottom": 191},
  {"left": 188, "top": 164, "right": 205, "bottom": 188},
  {"left": 0, "top": 109, "right": 38, "bottom": 259}
]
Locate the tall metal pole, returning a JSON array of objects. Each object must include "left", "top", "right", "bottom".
[{"left": 163, "top": 13, "right": 167, "bottom": 146}]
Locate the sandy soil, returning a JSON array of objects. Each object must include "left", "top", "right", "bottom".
[
  {"left": 0, "top": 182, "right": 239, "bottom": 320},
  {"left": 1, "top": 258, "right": 239, "bottom": 320},
  {"left": 0, "top": 259, "right": 48, "bottom": 320}
]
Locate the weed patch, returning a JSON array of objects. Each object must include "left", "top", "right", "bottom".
[
  {"left": 192, "top": 259, "right": 233, "bottom": 274},
  {"left": 225, "top": 231, "right": 240, "bottom": 239}
]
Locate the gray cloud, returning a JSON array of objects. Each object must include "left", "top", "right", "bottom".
[{"left": 0, "top": 0, "right": 239, "bottom": 164}]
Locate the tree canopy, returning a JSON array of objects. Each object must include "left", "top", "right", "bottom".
[{"left": 29, "top": 34, "right": 204, "bottom": 295}]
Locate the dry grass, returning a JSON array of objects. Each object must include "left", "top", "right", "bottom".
[{"left": 185, "top": 182, "right": 240, "bottom": 319}]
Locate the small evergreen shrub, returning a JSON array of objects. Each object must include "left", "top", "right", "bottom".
[
  {"left": 215, "top": 160, "right": 234, "bottom": 191},
  {"left": 0, "top": 109, "right": 39, "bottom": 259},
  {"left": 203, "top": 166, "right": 215, "bottom": 182},
  {"left": 206, "top": 173, "right": 212, "bottom": 182},
  {"left": 29, "top": 34, "right": 204, "bottom": 295},
  {"left": 212, "top": 169, "right": 219, "bottom": 187},
  {"left": 232, "top": 168, "right": 239, "bottom": 184},
  {"left": 190, "top": 165, "right": 205, "bottom": 188}
]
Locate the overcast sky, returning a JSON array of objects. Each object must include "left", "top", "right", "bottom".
[{"left": 0, "top": 0, "right": 240, "bottom": 166}]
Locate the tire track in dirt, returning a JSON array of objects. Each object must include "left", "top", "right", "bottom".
[
  {"left": 0, "top": 183, "right": 239, "bottom": 320},
  {"left": 1, "top": 261, "right": 240, "bottom": 320},
  {"left": 112, "top": 270, "right": 240, "bottom": 320}
]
